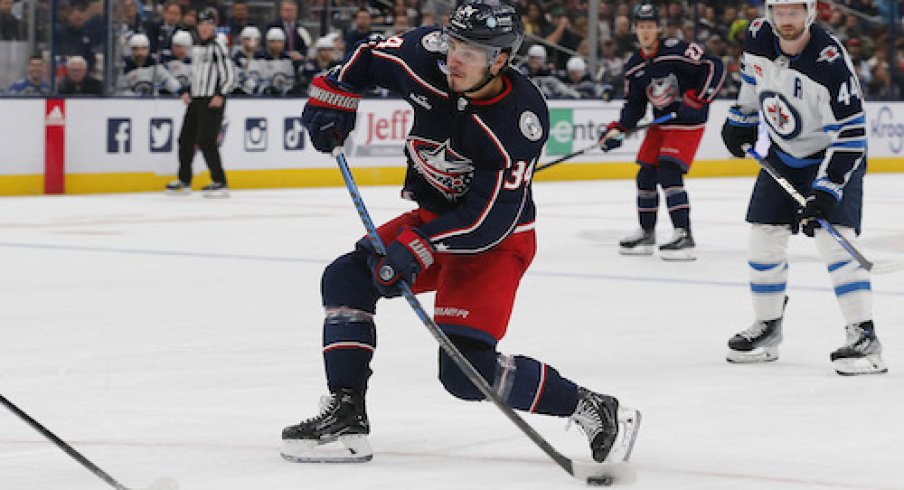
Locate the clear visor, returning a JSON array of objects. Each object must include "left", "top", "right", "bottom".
[
  {"left": 442, "top": 32, "right": 496, "bottom": 68},
  {"left": 769, "top": 5, "right": 809, "bottom": 22}
]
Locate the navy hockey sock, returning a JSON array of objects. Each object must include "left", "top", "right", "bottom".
[
  {"left": 636, "top": 165, "right": 658, "bottom": 230},
  {"left": 322, "top": 310, "right": 376, "bottom": 393},
  {"left": 658, "top": 162, "right": 690, "bottom": 229}
]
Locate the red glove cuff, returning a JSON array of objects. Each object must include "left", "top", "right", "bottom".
[
  {"left": 397, "top": 227, "right": 435, "bottom": 270},
  {"left": 682, "top": 89, "right": 706, "bottom": 109},
  {"left": 606, "top": 121, "right": 628, "bottom": 132},
  {"left": 308, "top": 76, "right": 361, "bottom": 112}
]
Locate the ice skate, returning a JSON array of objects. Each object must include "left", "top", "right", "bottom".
[
  {"left": 830, "top": 321, "right": 888, "bottom": 375},
  {"left": 619, "top": 228, "right": 655, "bottom": 256},
  {"left": 727, "top": 316, "right": 784, "bottom": 363},
  {"left": 165, "top": 180, "right": 191, "bottom": 195},
  {"left": 569, "top": 388, "right": 641, "bottom": 464},
  {"left": 281, "top": 388, "right": 373, "bottom": 463},
  {"left": 658, "top": 227, "right": 695, "bottom": 261},
  {"left": 201, "top": 182, "right": 229, "bottom": 198}
]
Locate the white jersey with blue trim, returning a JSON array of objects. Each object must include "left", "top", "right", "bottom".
[{"left": 736, "top": 19, "right": 866, "bottom": 199}]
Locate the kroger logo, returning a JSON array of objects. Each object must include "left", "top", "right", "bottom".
[{"left": 870, "top": 106, "right": 904, "bottom": 154}]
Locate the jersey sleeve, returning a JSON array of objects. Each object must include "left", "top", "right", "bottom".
[
  {"left": 417, "top": 114, "right": 541, "bottom": 253},
  {"left": 618, "top": 59, "right": 648, "bottom": 129},
  {"left": 692, "top": 45, "right": 725, "bottom": 103},
  {"left": 814, "top": 59, "right": 866, "bottom": 201}
]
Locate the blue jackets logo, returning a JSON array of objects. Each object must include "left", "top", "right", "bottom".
[
  {"left": 284, "top": 117, "right": 305, "bottom": 150},
  {"left": 107, "top": 118, "right": 131, "bottom": 153},
  {"left": 149, "top": 118, "right": 173, "bottom": 152},
  {"left": 245, "top": 118, "right": 267, "bottom": 151}
]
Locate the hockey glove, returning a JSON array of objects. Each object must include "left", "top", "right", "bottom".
[
  {"left": 799, "top": 189, "right": 837, "bottom": 238},
  {"left": 676, "top": 89, "right": 708, "bottom": 122},
  {"left": 301, "top": 76, "right": 361, "bottom": 153},
  {"left": 372, "top": 227, "right": 436, "bottom": 298},
  {"left": 599, "top": 122, "right": 627, "bottom": 152},
  {"left": 721, "top": 105, "right": 759, "bottom": 158}
]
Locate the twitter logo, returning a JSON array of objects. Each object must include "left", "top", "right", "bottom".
[{"left": 150, "top": 118, "right": 173, "bottom": 153}]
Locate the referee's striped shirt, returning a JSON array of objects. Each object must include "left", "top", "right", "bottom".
[{"left": 189, "top": 38, "right": 236, "bottom": 97}]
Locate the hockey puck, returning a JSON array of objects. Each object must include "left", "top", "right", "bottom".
[{"left": 586, "top": 476, "right": 613, "bottom": 486}]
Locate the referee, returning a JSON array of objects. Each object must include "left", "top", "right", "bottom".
[{"left": 166, "top": 7, "right": 236, "bottom": 198}]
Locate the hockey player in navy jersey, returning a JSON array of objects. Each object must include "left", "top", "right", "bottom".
[
  {"left": 600, "top": 3, "right": 725, "bottom": 261},
  {"left": 281, "top": 0, "right": 640, "bottom": 466},
  {"left": 721, "top": 0, "right": 886, "bottom": 375}
]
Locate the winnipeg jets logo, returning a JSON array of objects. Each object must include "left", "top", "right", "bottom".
[
  {"left": 646, "top": 73, "right": 679, "bottom": 109},
  {"left": 759, "top": 91, "right": 802, "bottom": 139},
  {"left": 407, "top": 137, "right": 474, "bottom": 200},
  {"left": 749, "top": 18, "right": 765, "bottom": 37},
  {"left": 817, "top": 46, "right": 841, "bottom": 64}
]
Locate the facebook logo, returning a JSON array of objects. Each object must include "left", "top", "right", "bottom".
[
  {"left": 149, "top": 118, "right": 173, "bottom": 153},
  {"left": 284, "top": 117, "right": 305, "bottom": 150},
  {"left": 107, "top": 118, "right": 131, "bottom": 153},
  {"left": 244, "top": 118, "right": 267, "bottom": 151}
]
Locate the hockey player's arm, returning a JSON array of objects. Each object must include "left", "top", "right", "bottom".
[
  {"left": 815, "top": 73, "right": 867, "bottom": 201},
  {"left": 335, "top": 27, "right": 443, "bottom": 96},
  {"left": 721, "top": 52, "right": 760, "bottom": 157},
  {"left": 688, "top": 44, "right": 726, "bottom": 104},
  {"left": 157, "top": 65, "right": 182, "bottom": 95},
  {"left": 617, "top": 74, "right": 647, "bottom": 130}
]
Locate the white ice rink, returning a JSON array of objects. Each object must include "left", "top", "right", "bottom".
[{"left": 2, "top": 175, "right": 903, "bottom": 490}]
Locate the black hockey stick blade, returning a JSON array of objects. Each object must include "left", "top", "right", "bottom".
[{"left": 0, "top": 394, "right": 179, "bottom": 490}]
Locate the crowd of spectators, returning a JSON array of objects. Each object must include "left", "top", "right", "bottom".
[{"left": 1, "top": 0, "right": 902, "bottom": 99}]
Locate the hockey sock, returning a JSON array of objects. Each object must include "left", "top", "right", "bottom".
[
  {"left": 636, "top": 164, "right": 658, "bottom": 230},
  {"left": 322, "top": 308, "right": 376, "bottom": 393},
  {"left": 505, "top": 355, "right": 579, "bottom": 416},
  {"left": 748, "top": 224, "right": 791, "bottom": 320},
  {"left": 658, "top": 161, "right": 690, "bottom": 229},
  {"left": 814, "top": 227, "right": 873, "bottom": 324}
]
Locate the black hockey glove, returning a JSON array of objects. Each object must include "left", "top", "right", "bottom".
[
  {"left": 371, "top": 227, "right": 436, "bottom": 298},
  {"left": 799, "top": 189, "right": 837, "bottom": 237},
  {"left": 676, "top": 90, "right": 708, "bottom": 122},
  {"left": 599, "top": 121, "right": 627, "bottom": 152},
  {"left": 301, "top": 76, "right": 361, "bottom": 153},
  {"left": 721, "top": 105, "right": 759, "bottom": 157}
]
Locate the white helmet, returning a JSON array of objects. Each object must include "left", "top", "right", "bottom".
[
  {"left": 314, "top": 36, "right": 335, "bottom": 50},
  {"left": 172, "top": 30, "right": 193, "bottom": 47},
  {"left": 566, "top": 56, "right": 586, "bottom": 73},
  {"left": 527, "top": 44, "right": 547, "bottom": 60},
  {"left": 240, "top": 25, "right": 261, "bottom": 40},
  {"left": 266, "top": 27, "right": 286, "bottom": 42},
  {"left": 128, "top": 33, "right": 150, "bottom": 49},
  {"left": 765, "top": 0, "right": 817, "bottom": 31}
]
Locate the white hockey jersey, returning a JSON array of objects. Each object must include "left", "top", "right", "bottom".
[
  {"left": 732, "top": 19, "right": 866, "bottom": 200},
  {"left": 163, "top": 56, "right": 192, "bottom": 91},
  {"left": 115, "top": 57, "right": 182, "bottom": 96}
]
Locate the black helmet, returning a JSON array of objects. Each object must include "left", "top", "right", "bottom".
[
  {"left": 446, "top": 0, "right": 524, "bottom": 56},
  {"left": 198, "top": 7, "right": 218, "bottom": 24},
  {"left": 632, "top": 3, "right": 660, "bottom": 24}
]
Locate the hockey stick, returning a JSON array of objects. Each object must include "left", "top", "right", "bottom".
[
  {"left": 535, "top": 112, "right": 676, "bottom": 172},
  {"left": 0, "top": 394, "right": 178, "bottom": 490},
  {"left": 333, "top": 148, "right": 634, "bottom": 485},
  {"left": 742, "top": 144, "right": 904, "bottom": 274}
]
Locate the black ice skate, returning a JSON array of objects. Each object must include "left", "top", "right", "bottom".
[
  {"left": 569, "top": 388, "right": 641, "bottom": 463},
  {"left": 165, "top": 180, "right": 190, "bottom": 195},
  {"left": 658, "top": 227, "right": 695, "bottom": 261},
  {"left": 201, "top": 182, "right": 229, "bottom": 198},
  {"left": 726, "top": 317, "right": 783, "bottom": 363},
  {"left": 830, "top": 321, "right": 888, "bottom": 376},
  {"left": 281, "top": 388, "right": 373, "bottom": 463},
  {"left": 619, "top": 228, "right": 655, "bottom": 256}
]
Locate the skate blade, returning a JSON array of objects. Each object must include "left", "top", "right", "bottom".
[
  {"left": 281, "top": 435, "right": 373, "bottom": 463},
  {"left": 607, "top": 407, "right": 642, "bottom": 463},
  {"left": 202, "top": 190, "right": 230, "bottom": 199},
  {"left": 833, "top": 355, "right": 888, "bottom": 376},
  {"left": 726, "top": 347, "right": 779, "bottom": 363},
  {"left": 619, "top": 245, "right": 655, "bottom": 256},
  {"left": 659, "top": 249, "right": 696, "bottom": 261},
  {"left": 572, "top": 461, "right": 637, "bottom": 486},
  {"left": 165, "top": 189, "right": 191, "bottom": 196}
]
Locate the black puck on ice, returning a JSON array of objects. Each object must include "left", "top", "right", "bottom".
[{"left": 586, "top": 476, "right": 612, "bottom": 486}]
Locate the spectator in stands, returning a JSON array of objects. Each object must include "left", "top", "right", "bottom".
[
  {"left": 846, "top": 38, "right": 873, "bottom": 90},
  {"left": 256, "top": 27, "right": 298, "bottom": 96},
  {"left": 420, "top": 11, "right": 437, "bottom": 27},
  {"left": 521, "top": 1, "right": 550, "bottom": 39},
  {"left": 120, "top": 0, "right": 142, "bottom": 35},
  {"left": 116, "top": 32, "right": 180, "bottom": 95},
  {"left": 269, "top": 0, "right": 310, "bottom": 62},
  {"left": 698, "top": 5, "right": 722, "bottom": 41},
  {"left": 545, "top": 6, "right": 581, "bottom": 69},
  {"left": 232, "top": 25, "right": 261, "bottom": 95},
  {"left": 384, "top": 0, "right": 416, "bottom": 29},
  {"left": 146, "top": 1, "right": 184, "bottom": 55},
  {"left": 517, "top": 44, "right": 553, "bottom": 77},
  {"left": 226, "top": 0, "right": 250, "bottom": 45},
  {"left": 298, "top": 36, "right": 340, "bottom": 95},
  {"left": 0, "top": 0, "right": 21, "bottom": 40},
  {"left": 163, "top": 30, "right": 193, "bottom": 90},
  {"left": 597, "top": 2, "right": 613, "bottom": 43},
  {"left": 388, "top": 13, "right": 411, "bottom": 35},
  {"left": 55, "top": 3, "right": 96, "bottom": 72},
  {"left": 57, "top": 55, "right": 103, "bottom": 95},
  {"left": 182, "top": 7, "right": 197, "bottom": 32},
  {"left": 561, "top": 56, "right": 602, "bottom": 99},
  {"left": 597, "top": 39, "right": 624, "bottom": 97},
  {"left": 344, "top": 8, "right": 375, "bottom": 59},
  {"left": 612, "top": 15, "right": 634, "bottom": 58},
  {"left": 8, "top": 55, "right": 50, "bottom": 95}
]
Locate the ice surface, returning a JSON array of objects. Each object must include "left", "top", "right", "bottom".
[{"left": 1, "top": 176, "right": 903, "bottom": 490}]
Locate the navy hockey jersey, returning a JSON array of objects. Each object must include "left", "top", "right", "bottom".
[
  {"left": 735, "top": 19, "right": 866, "bottom": 201},
  {"left": 619, "top": 38, "right": 725, "bottom": 128},
  {"left": 333, "top": 27, "right": 548, "bottom": 254}
]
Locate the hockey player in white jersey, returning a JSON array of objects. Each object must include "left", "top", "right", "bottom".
[
  {"left": 162, "top": 30, "right": 193, "bottom": 91},
  {"left": 720, "top": 0, "right": 886, "bottom": 375},
  {"left": 116, "top": 33, "right": 181, "bottom": 96}
]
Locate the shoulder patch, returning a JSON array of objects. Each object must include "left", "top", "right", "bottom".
[
  {"left": 664, "top": 38, "right": 680, "bottom": 48},
  {"left": 749, "top": 18, "right": 766, "bottom": 38},
  {"left": 817, "top": 45, "right": 841, "bottom": 64},
  {"left": 519, "top": 111, "right": 543, "bottom": 142},
  {"left": 421, "top": 30, "right": 446, "bottom": 53}
]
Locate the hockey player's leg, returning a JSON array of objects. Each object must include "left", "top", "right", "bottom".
[
  {"left": 813, "top": 228, "right": 887, "bottom": 375},
  {"left": 727, "top": 224, "right": 790, "bottom": 363},
  {"left": 656, "top": 160, "right": 695, "bottom": 261},
  {"left": 437, "top": 335, "right": 640, "bottom": 464},
  {"left": 619, "top": 165, "right": 657, "bottom": 255},
  {"left": 282, "top": 251, "right": 379, "bottom": 463}
]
